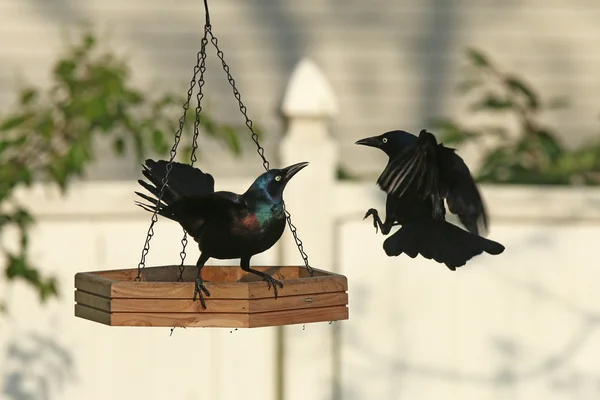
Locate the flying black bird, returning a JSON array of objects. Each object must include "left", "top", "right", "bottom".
[
  {"left": 135, "top": 159, "right": 308, "bottom": 308},
  {"left": 356, "top": 129, "right": 504, "bottom": 270}
]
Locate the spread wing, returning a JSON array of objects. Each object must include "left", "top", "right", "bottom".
[
  {"left": 377, "top": 134, "right": 443, "bottom": 217},
  {"left": 377, "top": 144, "right": 437, "bottom": 200},
  {"left": 438, "top": 147, "right": 488, "bottom": 236}
]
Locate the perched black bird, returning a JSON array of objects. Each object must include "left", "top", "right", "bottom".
[
  {"left": 135, "top": 159, "right": 308, "bottom": 308},
  {"left": 356, "top": 129, "right": 505, "bottom": 270}
]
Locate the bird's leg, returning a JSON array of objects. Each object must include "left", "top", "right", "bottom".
[
  {"left": 240, "top": 257, "right": 284, "bottom": 299},
  {"left": 363, "top": 208, "right": 396, "bottom": 235},
  {"left": 193, "top": 252, "right": 211, "bottom": 309}
]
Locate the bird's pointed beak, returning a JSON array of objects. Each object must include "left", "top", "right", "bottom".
[
  {"left": 355, "top": 136, "right": 381, "bottom": 148},
  {"left": 282, "top": 161, "right": 309, "bottom": 181}
]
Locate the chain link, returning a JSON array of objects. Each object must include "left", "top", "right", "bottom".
[
  {"left": 135, "top": 29, "right": 209, "bottom": 281},
  {"left": 207, "top": 28, "right": 314, "bottom": 276}
]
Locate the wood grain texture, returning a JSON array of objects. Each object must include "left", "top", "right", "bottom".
[
  {"left": 75, "top": 290, "right": 111, "bottom": 311},
  {"left": 95, "top": 265, "right": 307, "bottom": 283},
  {"left": 74, "top": 265, "right": 350, "bottom": 328},
  {"left": 107, "top": 274, "right": 348, "bottom": 300},
  {"left": 74, "top": 304, "right": 112, "bottom": 325},
  {"left": 248, "top": 306, "right": 349, "bottom": 328},
  {"left": 75, "top": 291, "right": 347, "bottom": 313},
  {"left": 111, "top": 312, "right": 249, "bottom": 328},
  {"left": 74, "top": 272, "right": 113, "bottom": 297},
  {"left": 106, "top": 305, "right": 349, "bottom": 328}
]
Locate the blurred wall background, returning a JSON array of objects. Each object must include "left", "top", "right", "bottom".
[{"left": 1, "top": 0, "right": 599, "bottom": 179}]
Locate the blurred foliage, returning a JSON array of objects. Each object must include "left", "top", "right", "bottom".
[
  {"left": 432, "top": 48, "right": 600, "bottom": 185},
  {"left": 0, "top": 30, "right": 255, "bottom": 312}
]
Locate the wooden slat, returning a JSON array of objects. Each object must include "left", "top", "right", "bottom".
[
  {"left": 74, "top": 304, "right": 112, "bottom": 325},
  {"left": 249, "top": 292, "right": 347, "bottom": 312},
  {"left": 75, "top": 290, "right": 111, "bottom": 311},
  {"left": 111, "top": 311, "right": 250, "bottom": 328},
  {"left": 106, "top": 305, "right": 349, "bottom": 328},
  {"left": 110, "top": 274, "right": 347, "bottom": 299},
  {"left": 247, "top": 275, "right": 348, "bottom": 299},
  {"left": 74, "top": 272, "right": 113, "bottom": 297},
  {"left": 249, "top": 305, "right": 349, "bottom": 328},
  {"left": 110, "top": 281, "right": 248, "bottom": 299},
  {"left": 78, "top": 292, "right": 348, "bottom": 313},
  {"left": 94, "top": 265, "right": 306, "bottom": 283}
]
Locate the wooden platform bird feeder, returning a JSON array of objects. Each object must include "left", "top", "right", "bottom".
[
  {"left": 73, "top": 0, "right": 349, "bottom": 329},
  {"left": 75, "top": 265, "right": 348, "bottom": 328}
]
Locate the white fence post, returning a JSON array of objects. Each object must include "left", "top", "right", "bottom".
[{"left": 279, "top": 58, "right": 339, "bottom": 400}]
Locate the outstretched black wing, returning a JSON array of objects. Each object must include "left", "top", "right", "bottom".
[
  {"left": 438, "top": 148, "right": 488, "bottom": 236},
  {"left": 376, "top": 131, "right": 443, "bottom": 217}
]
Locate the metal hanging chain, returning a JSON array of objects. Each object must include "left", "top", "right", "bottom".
[
  {"left": 177, "top": 29, "right": 210, "bottom": 282},
  {"left": 205, "top": 20, "right": 314, "bottom": 276},
  {"left": 135, "top": 25, "right": 210, "bottom": 281}
]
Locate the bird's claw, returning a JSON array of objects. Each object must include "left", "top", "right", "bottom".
[
  {"left": 193, "top": 278, "right": 211, "bottom": 309},
  {"left": 264, "top": 276, "right": 284, "bottom": 299},
  {"left": 363, "top": 208, "right": 377, "bottom": 220},
  {"left": 363, "top": 208, "right": 380, "bottom": 233}
]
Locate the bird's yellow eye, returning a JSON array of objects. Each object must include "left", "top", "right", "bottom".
[
  {"left": 275, "top": 175, "right": 282, "bottom": 181},
  {"left": 382, "top": 138, "right": 388, "bottom": 143}
]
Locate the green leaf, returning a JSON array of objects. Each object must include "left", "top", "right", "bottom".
[
  {"left": 4, "top": 251, "right": 58, "bottom": 302},
  {"left": 19, "top": 167, "right": 33, "bottom": 186},
  {"left": 223, "top": 126, "right": 242, "bottom": 156},
  {"left": 505, "top": 76, "right": 539, "bottom": 110},
  {"left": 151, "top": 129, "right": 167, "bottom": 153},
  {"left": 0, "top": 213, "right": 12, "bottom": 231},
  {"left": 48, "top": 160, "right": 69, "bottom": 191},
  {"left": 123, "top": 89, "right": 144, "bottom": 105},
  {"left": 13, "top": 208, "right": 34, "bottom": 228},
  {"left": 19, "top": 88, "right": 38, "bottom": 105},
  {"left": 0, "top": 114, "right": 30, "bottom": 131},
  {"left": 535, "top": 129, "right": 564, "bottom": 162},
  {"left": 466, "top": 48, "right": 491, "bottom": 68},
  {"left": 83, "top": 32, "right": 96, "bottom": 50},
  {"left": 469, "top": 95, "right": 514, "bottom": 112},
  {"left": 5, "top": 253, "right": 36, "bottom": 281},
  {"left": 36, "top": 112, "right": 55, "bottom": 138},
  {"left": 38, "top": 276, "right": 59, "bottom": 302},
  {"left": 54, "top": 59, "right": 77, "bottom": 82},
  {"left": 199, "top": 114, "right": 217, "bottom": 137},
  {"left": 84, "top": 97, "right": 109, "bottom": 124},
  {"left": 0, "top": 136, "right": 27, "bottom": 153}
]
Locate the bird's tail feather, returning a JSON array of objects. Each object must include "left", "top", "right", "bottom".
[
  {"left": 383, "top": 219, "right": 504, "bottom": 270},
  {"left": 135, "top": 159, "right": 215, "bottom": 215}
]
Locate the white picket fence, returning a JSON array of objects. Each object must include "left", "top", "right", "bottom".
[{"left": 2, "top": 59, "right": 600, "bottom": 400}]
